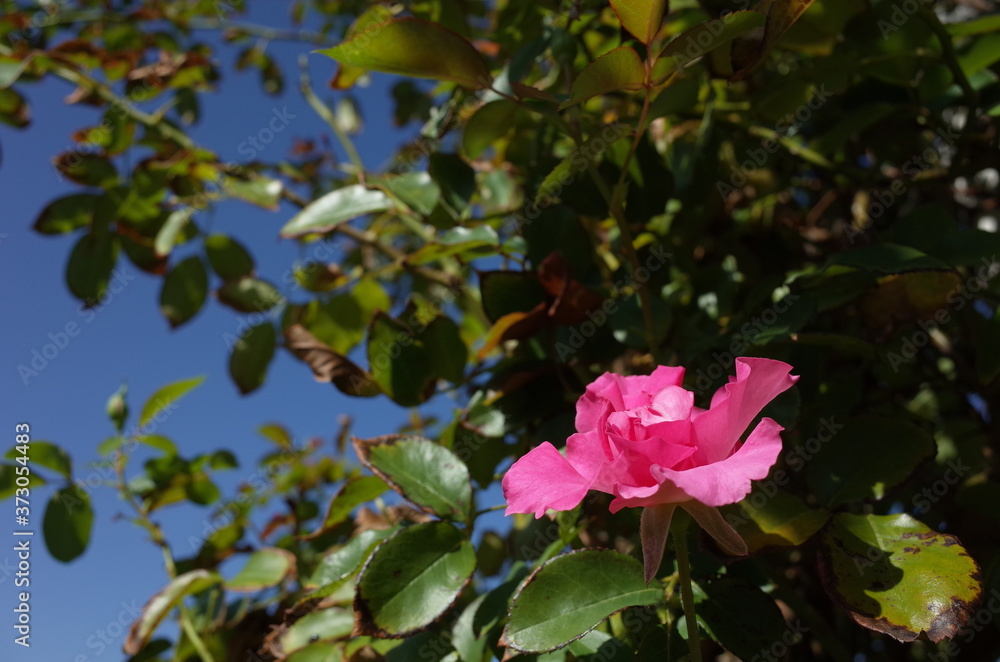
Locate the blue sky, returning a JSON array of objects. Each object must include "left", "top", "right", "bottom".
[{"left": 0, "top": 4, "right": 485, "bottom": 660}]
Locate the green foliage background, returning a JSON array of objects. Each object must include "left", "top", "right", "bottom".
[{"left": 3, "top": 0, "right": 1000, "bottom": 660}]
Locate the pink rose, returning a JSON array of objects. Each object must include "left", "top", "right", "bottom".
[{"left": 502, "top": 357, "right": 798, "bottom": 581}]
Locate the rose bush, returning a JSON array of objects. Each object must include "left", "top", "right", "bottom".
[{"left": 503, "top": 357, "right": 798, "bottom": 580}]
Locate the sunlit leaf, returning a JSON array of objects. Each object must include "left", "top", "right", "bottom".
[
  {"left": 280, "top": 185, "right": 392, "bottom": 237},
  {"left": 562, "top": 47, "right": 645, "bottom": 109},
  {"left": 317, "top": 18, "right": 491, "bottom": 89},
  {"left": 124, "top": 570, "right": 222, "bottom": 655},
  {"left": 610, "top": 0, "right": 668, "bottom": 44},
  {"left": 139, "top": 376, "right": 205, "bottom": 429},
  {"left": 819, "top": 513, "right": 982, "bottom": 642},
  {"left": 501, "top": 549, "right": 662, "bottom": 653}
]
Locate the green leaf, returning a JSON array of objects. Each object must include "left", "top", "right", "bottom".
[
  {"left": 416, "top": 315, "right": 467, "bottom": 384},
  {"left": 451, "top": 593, "right": 490, "bottom": 662},
  {"left": 304, "top": 527, "right": 398, "bottom": 591},
  {"left": 501, "top": 549, "right": 662, "bottom": 653},
  {"left": 258, "top": 423, "right": 292, "bottom": 448},
  {"left": 353, "top": 435, "right": 472, "bottom": 521},
  {"left": 317, "top": 18, "right": 491, "bottom": 89},
  {"left": 463, "top": 100, "right": 518, "bottom": 158},
  {"left": 33, "top": 193, "right": 100, "bottom": 234},
  {"left": 205, "top": 234, "right": 254, "bottom": 280},
  {"left": 805, "top": 416, "right": 935, "bottom": 508},
  {"left": 562, "top": 47, "right": 645, "bottom": 109},
  {"left": 308, "top": 476, "right": 388, "bottom": 538},
  {"left": 217, "top": 277, "right": 284, "bottom": 313},
  {"left": 229, "top": 323, "right": 277, "bottom": 395},
  {"left": 479, "top": 271, "right": 548, "bottom": 321},
  {"left": 0, "top": 87, "right": 29, "bottom": 128},
  {"left": 67, "top": 231, "right": 120, "bottom": 306},
  {"left": 136, "top": 434, "right": 177, "bottom": 456},
  {"left": 139, "top": 376, "right": 205, "bottom": 429},
  {"left": 297, "top": 278, "right": 390, "bottom": 355},
  {"left": 54, "top": 153, "right": 119, "bottom": 188},
  {"left": 354, "top": 521, "right": 476, "bottom": 636},
  {"left": 43, "top": 486, "right": 94, "bottom": 563},
  {"left": 693, "top": 578, "right": 789, "bottom": 660},
  {"left": 226, "top": 547, "right": 296, "bottom": 592},
  {"left": 224, "top": 176, "right": 283, "bottom": 209},
  {"left": 283, "top": 643, "right": 344, "bottom": 662},
  {"left": 375, "top": 172, "right": 441, "bottom": 217},
  {"left": 4, "top": 441, "right": 71, "bottom": 478},
  {"left": 723, "top": 490, "right": 829, "bottom": 553},
  {"left": 159, "top": 257, "right": 208, "bottom": 328},
  {"left": 732, "top": 0, "right": 817, "bottom": 80},
  {"left": 658, "top": 11, "right": 766, "bottom": 77},
  {"left": 124, "top": 570, "right": 223, "bottom": 655},
  {"left": 410, "top": 226, "right": 501, "bottom": 266},
  {"left": 0, "top": 54, "right": 29, "bottom": 89},
  {"left": 153, "top": 209, "right": 193, "bottom": 257},
  {"left": 280, "top": 609, "right": 354, "bottom": 655},
  {"left": 946, "top": 13, "right": 1000, "bottom": 36},
  {"left": 0, "top": 464, "right": 46, "bottom": 500},
  {"left": 367, "top": 312, "right": 436, "bottom": 406},
  {"left": 958, "top": 33, "right": 1000, "bottom": 77},
  {"left": 828, "top": 244, "right": 953, "bottom": 274},
  {"left": 429, "top": 152, "right": 477, "bottom": 216},
  {"left": 280, "top": 184, "right": 392, "bottom": 237},
  {"left": 818, "top": 513, "right": 982, "bottom": 642},
  {"left": 610, "top": 0, "right": 667, "bottom": 44}
]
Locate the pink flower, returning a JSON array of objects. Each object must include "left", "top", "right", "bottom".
[{"left": 502, "top": 357, "right": 798, "bottom": 582}]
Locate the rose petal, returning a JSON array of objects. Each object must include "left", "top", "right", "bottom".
[
  {"left": 607, "top": 418, "right": 697, "bottom": 471},
  {"left": 650, "top": 417, "right": 785, "bottom": 506},
  {"left": 566, "top": 430, "right": 618, "bottom": 493},
  {"left": 619, "top": 365, "right": 686, "bottom": 409},
  {"left": 608, "top": 479, "right": 689, "bottom": 513},
  {"left": 575, "top": 375, "right": 622, "bottom": 432},
  {"left": 502, "top": 442, "right": 592, "bottom": 518},
  {"left": 651, "top": 385, "right": 694, "bottom": 421},
  {"left": 691, "top": 358, "right": 797, "bottom": 464}
]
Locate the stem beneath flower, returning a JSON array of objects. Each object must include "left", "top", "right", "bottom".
[{"left": 672, "top": 513, "right": 702, "bottom": 662}]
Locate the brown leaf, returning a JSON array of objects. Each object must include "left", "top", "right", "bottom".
[{"left": 284, "top": 324, "right": 380, "bottom": 396}]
